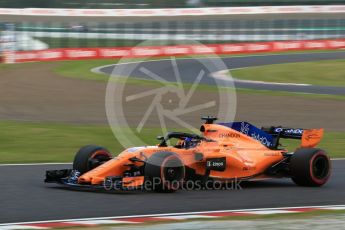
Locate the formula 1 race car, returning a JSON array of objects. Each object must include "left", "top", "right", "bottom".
[{"left": 45, "top": 117, "right": 331, "bottom": 192}]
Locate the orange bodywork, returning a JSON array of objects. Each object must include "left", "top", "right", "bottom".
[
  {"left": 300, "top": 128, "right": 324, "bottom": 148},
  {"left": 122, "top": 176, "right": 145, "bottom": 188},
  {"left": 78, "top": 123, "right": 287, "bottom": 185}
]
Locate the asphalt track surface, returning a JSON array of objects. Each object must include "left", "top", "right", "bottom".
[
  {"left": 99, "top": 51, "right": 345, "bottom": 95},
  {"left": 1, "top": 160, "right": 344, "bottom": 223}
]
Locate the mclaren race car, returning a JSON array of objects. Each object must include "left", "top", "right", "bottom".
[{"left": 45, "top": 117, "right": 331, "bottom": 192}]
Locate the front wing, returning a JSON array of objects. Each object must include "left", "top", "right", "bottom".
[{"left": 45, "top": 169, "right": 144, "bottom": 191}]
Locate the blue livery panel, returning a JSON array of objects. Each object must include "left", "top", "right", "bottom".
[{"left": 217, "top": 122, "right": 274, "bottom": 148}]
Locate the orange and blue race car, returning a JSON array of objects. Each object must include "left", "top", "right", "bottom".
[{"left": 45, "top": 116, "right": 331, "bottom": 192}]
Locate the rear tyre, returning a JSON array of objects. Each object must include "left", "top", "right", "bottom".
[
  {"left": 145, "top": 152, "right": 185, "bottom": 193},
  {"left": 73, "top": 145, "right": 112, "bottom": 174},
  {"left": 290, "top": 148, "right": 331, "bottom": 187}
]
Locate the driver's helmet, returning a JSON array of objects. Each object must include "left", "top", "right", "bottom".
[{"left": 183, "top": 137, "right": 194, "bottom": 149}]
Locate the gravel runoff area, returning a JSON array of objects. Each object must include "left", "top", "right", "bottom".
[{"left": 0, "top": 62, "right": 344, "bottom": 131}]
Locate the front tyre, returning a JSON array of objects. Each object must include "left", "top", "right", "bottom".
[
  {"left": 290, "top": 148, "right": 331, "bottom": 187},
  {"left": 73, "top": 145, "right": 112, "bottom": 174},
  {"left": 145, "top": 152, "right": 185, "bottom": 193}
]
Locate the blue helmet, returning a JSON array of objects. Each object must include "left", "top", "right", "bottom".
[{"left": 183, "top": 137, "right": 193, "bottom": 148}]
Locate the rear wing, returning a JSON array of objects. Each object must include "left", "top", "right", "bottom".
[
  {"left": 261, "top": 127, "right": 304, "bottom": 139},
  {"left": 261, "top": 126, "right": 324, "bottom": 148}
]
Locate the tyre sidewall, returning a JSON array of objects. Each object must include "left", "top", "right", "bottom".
[
  {"left": 145, "top": 151, "right": 185, "bottom": 192},
  {"left": 73, "top": 145, "right": 112, "bottom": 174},
  {"left": 290, "top": 148, "right": 331, "bottom": 186}
]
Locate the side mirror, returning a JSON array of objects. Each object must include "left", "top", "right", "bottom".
[
  {"left": 156, "top": 136, "right": 164, "bottom": 141},
  {"left": 157, "top": 136, "right": 167, "bottom": 147}
]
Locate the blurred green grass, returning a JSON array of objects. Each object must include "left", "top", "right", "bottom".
[
  {"left": 0, "top": 121, "right": 160, "bottom": 163},
  {"left": 0, "top": 120, "right": 343, "bottom": 163},
  {"left": 231, "top": 60, "right": 345, "bottom": 87}
]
